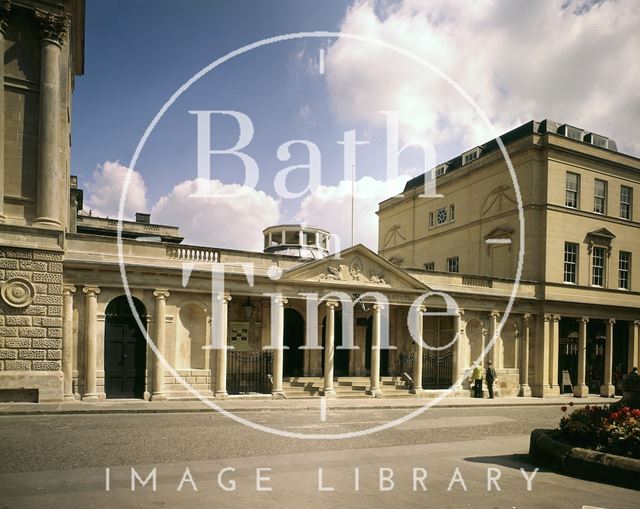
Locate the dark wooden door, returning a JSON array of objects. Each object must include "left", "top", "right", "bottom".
[{"left": 105, "top": 314, "right": 146, "bottom": 399}]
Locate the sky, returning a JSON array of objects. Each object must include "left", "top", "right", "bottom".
[{"left": 73, "top": 0, "right": 640, "bottom": 252}]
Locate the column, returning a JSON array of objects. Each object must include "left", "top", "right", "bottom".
[
  {"left": 62, "top": 285, "right": 76, "bottom": 401},
  {"left": 490, "top": 311, "right": 501, "bottom": 368},
  {"left": 411, "top": 305, "right": 424, "bottom": 394},
  {"left": 0, "top": 2, "right": 10, "bottom": 222},
  {"left": 82, "top": 286, "right": 100, "bottom": 402},
  {"left": 368, "top": 304, "right": 383, "bottom": 398},
  {"left": 151, "top": 290, "right": 170, "bottom": 401},
  {"left": 451, "top": 309, "right": 466, "bottom": 391},
  {"left": 272, "top": 296, "right": 287, "bottom": 399},
  {"left": 518, "top": 313, "right": 532, "bottom": 397},
  {"left": 533, "top": 314, "right": 551, "bottom": 397},
  {"left": 549, "top": 315, "right": 560, "bottom": 391},
  {"left": 629, "top": 320, "right": 639, "bottom": 373},
  {"left": 323, "top": 301, "right": 338, "bottom": 397},
  {"left": 34, "top": 11, "right": 69, "bottom": 227},
  {"left": 215, "top": 295, "right": 231, "bottom": 398},
  {"left": 601, "top": 318, "right": 615, "bottom": 397},
  {"left": 574, "top": 317, "right": 589, "bottom": 397}
]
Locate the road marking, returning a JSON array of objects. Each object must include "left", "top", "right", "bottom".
[
  {"left": 320, "top": 396, "right": 327, "bottom": 422},
  {"left": 485, "top": 238, "right": 512, "bottom": 244},
  {"left": 319, "top": 48, "right": 325, "bottom": 74}
]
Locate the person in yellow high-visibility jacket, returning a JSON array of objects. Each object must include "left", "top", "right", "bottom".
[{"left": 471, "top": 365, "right": 483, "bottom": 398}]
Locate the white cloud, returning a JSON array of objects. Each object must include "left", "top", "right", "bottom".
[
  {"left": 297, "top": 175, "right": 409, "bottom": 250},
  {"left": 151, "top": 179, "right": 281, "bottom": 251},
  {"left": 83, "top": 161, "right": 148, "bottom": 219},
  {"left": 327, "top": 0, "right": 640, "bottom": 155}
]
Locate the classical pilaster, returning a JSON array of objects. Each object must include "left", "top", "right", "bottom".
[
  {"left": 549, "top": 315, "right": 561, "bottom": 390},
  {"left": 368, "top": 303, "right": 384, "bottom": 398},
  {"left": 532, "top": 313, "right": 551, "bottom": 397},
  {"left": 62, "top": 285, "right": 76, "bottom": 401},
  {"left": 322, "top": 301, "right": 338, "bottom": 397},
  {"left": 151, "top": 290, "right": 170, "bottom": 401},
  {"left": 601, "top": 318, "right": 615, "bottom": 397},
  {"left": 0, "top": 1, "right": 10, "bottom": 222},
  {"left": 272, "top": 296, "right": 288, "bottom": 399},
  {"left": 629, "top": 320, "right": 640, "bottom": 373},
  {"left": 410, "top": 305, "right": 424, "bottom": 394},
  {"left": 490, "top": 311, "right": 501, "bottom": 368},
  {"left": 82, "top": 286, "right": 100, "bottom": 402},
  {"left": 451, "top": 309, "right": 466, "bottom": 391},
  {"left": 518, "top": 313, "right": 532, "bottom": 397},
  {"left": 574, "top": 317, "right": 589, "bottom": 397},
  {"left": 33, "top": 10, "right": 69, "bottom": 227},
  {"left": 215, "top": 294, "right": 231, "bottom": 398}
]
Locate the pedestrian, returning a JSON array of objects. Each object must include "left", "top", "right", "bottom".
[
  {"left": 486, "top": 361, "right": 497, "bottom": 399},
  {"left": 471, "top": 364, "right": 483, "bottom": 398}
]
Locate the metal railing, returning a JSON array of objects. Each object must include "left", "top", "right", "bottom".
[{"left": 227, "top": 351, "right": 273, "bottom": 394}]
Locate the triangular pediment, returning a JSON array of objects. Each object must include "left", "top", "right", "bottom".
[
  {"left": 281, "top": 244, "right": 428, "bottom": 290},
  {"left": 587, "top": 228, "right": 615, "bottom": 240},
  {"left": 484, "top": 226, "right": 514, "bottom": 239}
]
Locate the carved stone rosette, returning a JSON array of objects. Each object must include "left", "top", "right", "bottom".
[
  {"left": 1, "top": 277, "right": 36, "bottom": 308},
  {"left": 34, "top": 9, "right": 69, "bottom": 46}
]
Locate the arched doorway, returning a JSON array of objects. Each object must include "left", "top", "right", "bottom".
[
  {"left": 283, "top": 308, "right": 305, "bottom": 377},
  {"left": 365, "top": 315, "right": 390, "bottom": 376},
  {"left": 322, "top": 311, "right": 350, "bottom": 377},
  {"left": 104, "top": 296, "right": 147, "bottom": 399}
]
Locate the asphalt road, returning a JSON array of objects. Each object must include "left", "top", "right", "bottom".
[{"left": 0, "top": 405, "right": 636, "bottom": 508}]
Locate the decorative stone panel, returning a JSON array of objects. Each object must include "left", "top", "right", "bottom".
[{"left": 0, "top": 247, "right": 64, "bottom": 372}]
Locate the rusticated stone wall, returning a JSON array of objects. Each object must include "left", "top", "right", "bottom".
[{"left": 0, "top": 247, "right": 63, "bottom": 374}]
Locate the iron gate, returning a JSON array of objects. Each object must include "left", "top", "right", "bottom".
[
  {"left": 227, "top": 351, "right": 273, "bottom": 394},
  {"left": 422, "top": 349, "right": 452, "bottom": 389},
  {"left": 400, "top": 349, "right": 453, "bottom": 389}
]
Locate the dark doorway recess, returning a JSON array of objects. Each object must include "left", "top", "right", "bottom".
[{"left": 104, "top": 296, "right": 147, "bottom": 399}]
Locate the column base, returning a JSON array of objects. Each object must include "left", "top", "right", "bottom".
[
  {"left": 530, "top": 384, "right": 560, "bottom": 398},
  {"left": 272, "top": 390, "right": 286, "bottom": 400},
  {"left": 367, "top": 388, "right": 383, "bottom": 398},
  {"left": 409, "top": 387, "right": 424, "bottom": 395},
  {"left": 82, "top": 394, "right": 99, "bottom": 402},
  {"left": 321, "top": 389, "right": 336, "bottom": 398},
  {"left": 63, "top": 394, "right": 76, "bottom": 402},
  {"left": 151, "top": 392, "right": 168, "bottom": 401},
  {"left": 518, "top": 384, "right": 532, "bottom": 397},
  {"left": 600, "top": 384, "right": 615, "bottom": 398},
  {"left": 215, "top": 391, "right": 229, "bottom": 399},
  {"left": 573, "top": 384, "right": 589, "bottom": 398},
  {"left": 34, "top": 216, "right": 62, "bottom": 228}
]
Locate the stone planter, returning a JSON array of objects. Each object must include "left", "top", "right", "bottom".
[{"left": 529, "top": 429, "right": 640, "bottom": 490}]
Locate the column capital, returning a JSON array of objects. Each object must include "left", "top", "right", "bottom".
[
  {"left": 82, "top": 286, "right": 100, "bottom": 296},
  {"left": 552, "top": 314, "right": 561, "bottom": 322},
  {"left": 523, "top": 312, "right": 532, "bottom": 322},
  {"left": 326, "top": 300, "right": 339, "bottom": 309},
  {"left": 62, "top": 284, "right": 76, "bottom": 295},
  {"left": 34, "top": 9, "right": 69, "bottom": 47},
  {"left": 490, "top": 310, "right": 500, "bottom": 319},
  {"left": 634, "top": 320, "right": 640, "bottom": 327},
  {"left": 0, "top": 1, "right": 10, "bottom": 37},
  {"left": 214, "top": 293, "right": 232, "bottom": 303},
  {"left": 153, "top": 289, "right": 170, "bottom": 300},
  {"left": 543, "top": 313, "right": 552, "bottom": 322},
  {"left": 457, "top": 308, "right": 465, "bottom": 317},
  {"left": 578, "top": 316, "right": 590, "bottom": 324},
  {"left": 273, "top": 296, "right": 288, "bottom": 306},
  {"left": 608, "top": 318, "right": 616, "bottom": 325},
  {"left": 372, "top": 303, "right": 385, "bottom": 311}
]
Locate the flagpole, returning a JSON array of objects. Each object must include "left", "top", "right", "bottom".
[{"left": 351, "top": 163, "right": 355, "bottom": 246}]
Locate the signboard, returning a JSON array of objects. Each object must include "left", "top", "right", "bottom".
[
  {"left": 561, "top": 370, "right": 573, "bottom": 390},
  {"left": 229, "top": 321, "right": 250, "bottom": 351}
]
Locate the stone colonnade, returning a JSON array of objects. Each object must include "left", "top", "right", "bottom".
[{"left": 61, "top": 286, "right": 640, "bottom": 400}]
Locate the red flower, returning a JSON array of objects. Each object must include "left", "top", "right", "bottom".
[{"left": 569, "top": 401, "right": 574, "bottom": 407}]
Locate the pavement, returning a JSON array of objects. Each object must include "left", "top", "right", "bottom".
[
  {"left": 0, "top": 394, "right": 621, "bottom": 415},
  {"left": 0, "top": 405, "right": 635, "bottom": 508}
]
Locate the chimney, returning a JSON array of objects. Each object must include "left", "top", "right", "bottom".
[{"left": 135, "top": 212, "right": 151, "bottom": 224}]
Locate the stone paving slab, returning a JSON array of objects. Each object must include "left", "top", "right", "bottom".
[{"left": 0, "top": 395, "right": 619, "bottom": 415}]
